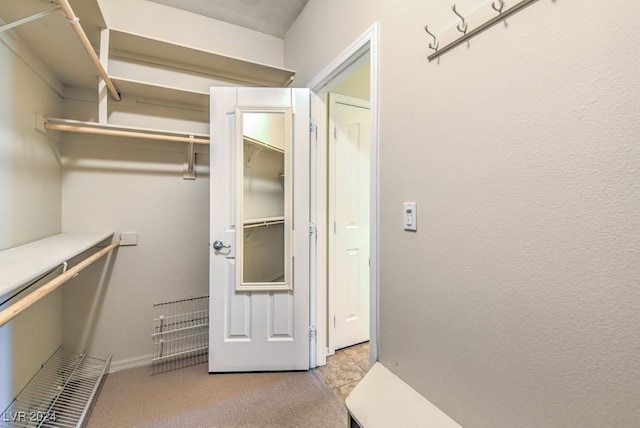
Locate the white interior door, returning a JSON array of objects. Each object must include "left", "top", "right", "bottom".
[
  {"left": 329, "top": 93, "right": 370, "bottom": 351},
  {"left": 209, "top": 87, "right": 311, "bottom": 372}
]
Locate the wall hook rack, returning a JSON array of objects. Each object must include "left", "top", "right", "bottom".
[{"left": 424, "top": 0, "right": 541, "bottom": 61}]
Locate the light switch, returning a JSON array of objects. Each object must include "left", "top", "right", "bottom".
[
  {"left": 119, "top": 232, "right": 138, "bottom": 246},
  {"left": 404, "top": 202, "right": 417, "bottom": 231}
]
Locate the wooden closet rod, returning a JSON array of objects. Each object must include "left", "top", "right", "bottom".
[
  {"left": 56, "top": 0, "right": 121, "bottom": 102},
  {"left": 0, "top": 240, "right": 120, "bottom": 329},
  {"left": 244, "top": 220, "right": 285, "bottom": 229},
  {"left": 45, "top": 122, "right": 210, "bottom": 144}
]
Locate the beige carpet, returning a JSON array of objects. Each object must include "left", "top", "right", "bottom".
[{"left": 86, "top": 363, "right": 347, "bottom": 428}]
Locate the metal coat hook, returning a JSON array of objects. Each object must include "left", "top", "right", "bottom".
[
  {"left": 492, "top": 0, "right": 505, "bottom": 14},
  {"left": 424, "top": 25, "right": 439, "bottom": 51},
  {"left": 452, "top": 4, "right": 468, "bottom": 34}
]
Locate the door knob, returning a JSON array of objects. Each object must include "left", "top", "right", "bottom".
[{"left": 212, "top": 240, "right": 230, "bottom": 250}]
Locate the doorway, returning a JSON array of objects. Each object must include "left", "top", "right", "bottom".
[{"left": 308, "top": 23, "right": 379, "bottom": 368}]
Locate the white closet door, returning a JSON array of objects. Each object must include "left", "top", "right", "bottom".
[
  {"left": 329, "top": 93, "right": 370, "bottom": 351},
  {"left": 209, "top": 87, "right": 310, "bottom": 371}
]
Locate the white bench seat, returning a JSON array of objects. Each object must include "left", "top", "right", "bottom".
[{"left": 346, "top": 362, "right": 462, "bottom": 428}]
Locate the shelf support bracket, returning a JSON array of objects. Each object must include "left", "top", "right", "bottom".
[
  {"left": 184, "top": 135, "right": 196, "bottom": 180},
  {"left": 98, "top": 27, "right": 110, "bottom": 124},
  {"left": 0, "top": 6, "right": 61, "bottom": 33}
]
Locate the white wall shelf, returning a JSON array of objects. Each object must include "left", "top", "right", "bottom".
[
  {"left": 110, "top": 77, "right": 209, "bottom": 111},
  {"left": 0, "top": 232, "right": 114, "bottom": 303},
  {"left": 108, "top": 28, "right": 296, "bottom": 88}
]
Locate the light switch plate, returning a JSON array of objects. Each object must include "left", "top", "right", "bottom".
[
  {"left": 404, "top": 202, "right": 417, "bottom": 231},
  {"left": 119, "top": 232, "right": 138, "bottom": 246}
]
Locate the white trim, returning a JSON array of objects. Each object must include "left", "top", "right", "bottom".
[
  {"left": 307, "top": 23, "right": 377, "bottom": 92},
  {"left": 308, "top": 91, "right": 328, "bottom": 368},
  {"left": 234, "top": 105, "right": 293, "bottom": 292},
  {"left": 308, "top": 22, "right": 380, "bottom": 368}
]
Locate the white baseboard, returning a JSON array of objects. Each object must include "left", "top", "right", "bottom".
[{"left": 108, "top": 354, "right": 152, "bottom": 373}]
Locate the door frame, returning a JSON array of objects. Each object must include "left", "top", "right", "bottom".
[{"left": 308, "top": 22, "right": 379, "bottom": 368}]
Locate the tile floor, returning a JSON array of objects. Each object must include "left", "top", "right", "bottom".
[{"left": 315, "top": 341, "right": 370, "bottom": 404}]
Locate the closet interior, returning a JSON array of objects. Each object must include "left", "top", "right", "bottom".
[{"left": 0, "top": 0, "right": 295, "bottom": 425}]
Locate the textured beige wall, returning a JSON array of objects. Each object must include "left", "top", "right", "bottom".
[
  {"left": 0, "top": 31, "right": 64, "bottom": 410},
  {"left": 60, "top": 112, "right": 210, "bottom": 370},
  {"left": 284, "top": 0, "right": 378, "bottom": 86},
  {"left": 286, "top": 0, "right": 640, "bottom": 426}
]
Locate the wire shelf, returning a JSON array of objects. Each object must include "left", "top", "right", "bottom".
[
  {"left": 1, "top": 347, "right": 110, "bottom": 428},
  {"left": 152, "top": 296, "right": 209, "bottom": 374}
]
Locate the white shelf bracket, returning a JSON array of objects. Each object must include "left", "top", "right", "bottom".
[
  {"left": 0, "top": 6, "right": 61, "bottom": 33},
  {"left": 34, "top": 113, "right": 62, "bottom": 142},
  {"left": 184, "top": 135, "right": 196, "bottom": 180},
  {"left": 98, "top": 27, "right": 110, "bottom": 124}
]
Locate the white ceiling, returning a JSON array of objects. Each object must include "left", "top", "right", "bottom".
[{"left": 145, "top": 0, "right": 309, "bottom": 38}]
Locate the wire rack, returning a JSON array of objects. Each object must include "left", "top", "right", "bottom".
[
  {"left": 0, "top": 347, "right": 110, "bottom": 428},
  {"left": 152, "top": 296, "right": 209, "bottom": 374}
]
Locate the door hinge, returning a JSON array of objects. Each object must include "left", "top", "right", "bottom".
[
  {"left": 308, "top": 325, "right": 317, "bottom": 340},
  {"left": 309, "top": 120, "right": 317, "bottom": 134},
  {"left": 309, "top": 223, "right": 317, "bottom": 235}
]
